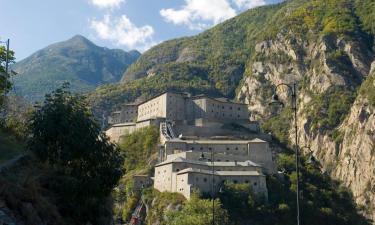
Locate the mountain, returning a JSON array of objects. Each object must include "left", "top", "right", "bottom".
[
  {"left": 12, "top": 35, "right": 140, "bottom": 102},
  {"left": 87, "top": 0, "right": 375, "bottom": 222}
]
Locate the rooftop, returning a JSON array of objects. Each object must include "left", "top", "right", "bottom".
[
  {"left": 166, "top": 138, "right": 267, "bottom": 144},
  {"left": 155, "top": 157, "right": 261, "bottom": 167},
  {"left": 111, "top": 122, "right": 136, "bottom": 127},
  {"left": 176, "top": 168, "right": 263, "bottom": 176}
]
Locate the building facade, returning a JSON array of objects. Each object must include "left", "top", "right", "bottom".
[
  {"left": 154, "top": 137, "right": 274, "bottom": 199},
  {"left": 154, "top": 157, "right": 268, "bottom": 199},
  {"left": 106, "top": 92, "right": 256, "bottom": 142}
]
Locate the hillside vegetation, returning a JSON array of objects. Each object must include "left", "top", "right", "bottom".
[{"left": 12, "top": 35, "right": 140, "bottom": 102}]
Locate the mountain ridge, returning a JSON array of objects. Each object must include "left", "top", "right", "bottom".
[{"left": 12, "top": 35, "right": 140, "bottom": 102}]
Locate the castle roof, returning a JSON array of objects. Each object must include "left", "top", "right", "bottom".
[
  {"left": 166, "top": 138, "right": 267, "bottom": 144},
  {"left": 155, "top": 157, "right": 261, "bottom": 168},
  {"left": 176, "top": 168, "right": 263, "bottom": 176}
]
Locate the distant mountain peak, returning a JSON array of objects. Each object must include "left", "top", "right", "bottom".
[
  {"left": 12, "top": 35, "right": 141, "bottom": 102},
  {"left": 65, "top": 34, "right": 96, "bottom": 48}
]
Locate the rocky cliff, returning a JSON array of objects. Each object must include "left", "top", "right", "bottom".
[{"left": 237, "top": 9, "right": 375, "bottom": 222}]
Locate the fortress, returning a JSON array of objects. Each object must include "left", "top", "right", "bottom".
[{"left": 106, "top": 92, "right": 275, "bottom": 199}]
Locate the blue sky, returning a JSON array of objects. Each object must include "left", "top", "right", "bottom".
[{"left": 0, "top": 0, "right": 282, "bottom": 61}]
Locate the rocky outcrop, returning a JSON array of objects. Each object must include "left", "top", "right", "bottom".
[{"left": 237, "top": 30, "right": 375, "bottom": 222}]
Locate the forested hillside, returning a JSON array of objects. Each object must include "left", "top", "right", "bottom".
[{"left": 12, "top": 35, "right": 140, "bottom": 102}]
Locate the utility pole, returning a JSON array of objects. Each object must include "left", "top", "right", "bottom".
[{"left": 5, "top": 39, "right": 9, "bottom": 76}]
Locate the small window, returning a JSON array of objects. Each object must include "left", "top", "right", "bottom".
[
  {"left": 233, "top": 180, "right": 238, "bottom": 184},
  {"left": 208, "top": 147, "right": 212, "bottom": 150},
  {"left": 235, "top": 147, "right": 238, "bottom": 150},
  {"left": 191, "top": 147, "right": 195, "bottom": 150},
  {"left": 222, "top": 106, "right": 224, "bottom": 109},
  {"left": 245, "top": 180, "right": 249, "bottom": 183},
  {"left": 176, "top": 169, "right": 180, "bottom": 172},
  {"left": 226, "top": 147, "right": 229, "bottom": 150},
  {"left": 200, "top": 147, "right": 203, "bottom": 150},
  {"left": 238, "top": 107, "right": 241, "bottom": 111},
  {"left": 204, "top": 178, "right": 207, "bottom": 182},
  {"left": 254, "top": 182, "right": 257, "bottom": 186}
]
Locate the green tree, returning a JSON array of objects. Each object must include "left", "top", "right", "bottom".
[
  {"left": 28, "top": 83, "right": 124, "bottom": 223},
  {"left": 166, "top": 194, "right": 230, "bottom": 225},
  {"left": 0, "top": 43, "right": 15, "bottom": 105}
]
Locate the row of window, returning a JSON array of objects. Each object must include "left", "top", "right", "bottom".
[
  {"left": 188, "top": 146, "right": 246, "bottom": 151},
  {"left": 192, "top": 177, "right": 257, "bottom": 186},
  {"left": 210, "top": 103, "right": 242, "bottom": 111}
]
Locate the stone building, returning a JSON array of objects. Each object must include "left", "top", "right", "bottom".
[
  {"left": 154, "top": 137, "right": 274, "bottom": 199},
  {"left": 108, "top": 103, "right": 138, "bottom": 124},
  {"left": 106, "top": 92, "right": 257, "bottom": 142},
  {"left": 162, "top": 138, "right": 274, "bottom": 174}
]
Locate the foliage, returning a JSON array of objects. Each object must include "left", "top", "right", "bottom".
[
  {"left": 118, "top": 126, "right": 160, "bottom": 172},
  {"left": 142, "top": 188, "right": 186, "bottom": 225},
  {"left": 284, "top": 0, "right": 358, "bottom": 36},
  {"left": 355, "top": 0, "right": 375, "bottom": 42},
  {"left": 27, "top": 83, "right": 124, "bottom": 224},
  {"left": 216, "top": 152, "right": 370, "bottom": 225},
  {"left": 305, "top": 86, "right": 356, "bottom": 134},
  {"left": 166, "top": 193, "right": 230, "bottom": 225},
  {"left": 0, "top": 129, "right": 25, "bottom": 163},
  {"left": 261, "top": 107, "right": 292, "bottom": 146},
  {"left": 112, "top": 178, "right": 139, "bottom": 222},
  {"left": 0, "top": 95, "right": 33, "bottom": 139},
  {"left": 359, "top": 71, "right": 375, "bottom": 106},
  {"left": 219, "top": 182, "right": 264, "bottom": 222},
  {"left": 0, "top": 42, "right": 15, "bottom": 106}
]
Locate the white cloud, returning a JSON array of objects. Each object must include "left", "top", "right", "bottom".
[
  {"left": 160, "top": 0, "right": 268, "bottom": 30},
  {"left": 90, "top": 14, "right": 156, "bottom": 51},
  {"left": 89, "top": 0, "right": 125, "bottom": 9},
  {"left": 233, "top": 0, "right": 266, "bottom": 9},
  {"left": 160, "top": 0, "right": 236, "bottom": 30}
]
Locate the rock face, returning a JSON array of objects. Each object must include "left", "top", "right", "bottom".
[{"left": 237, "top": 30, "right": 375, "bottom": 222}]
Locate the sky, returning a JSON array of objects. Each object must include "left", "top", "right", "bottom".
[{"left": 0, "top": 0, "right": 282, "bottom": 61}]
